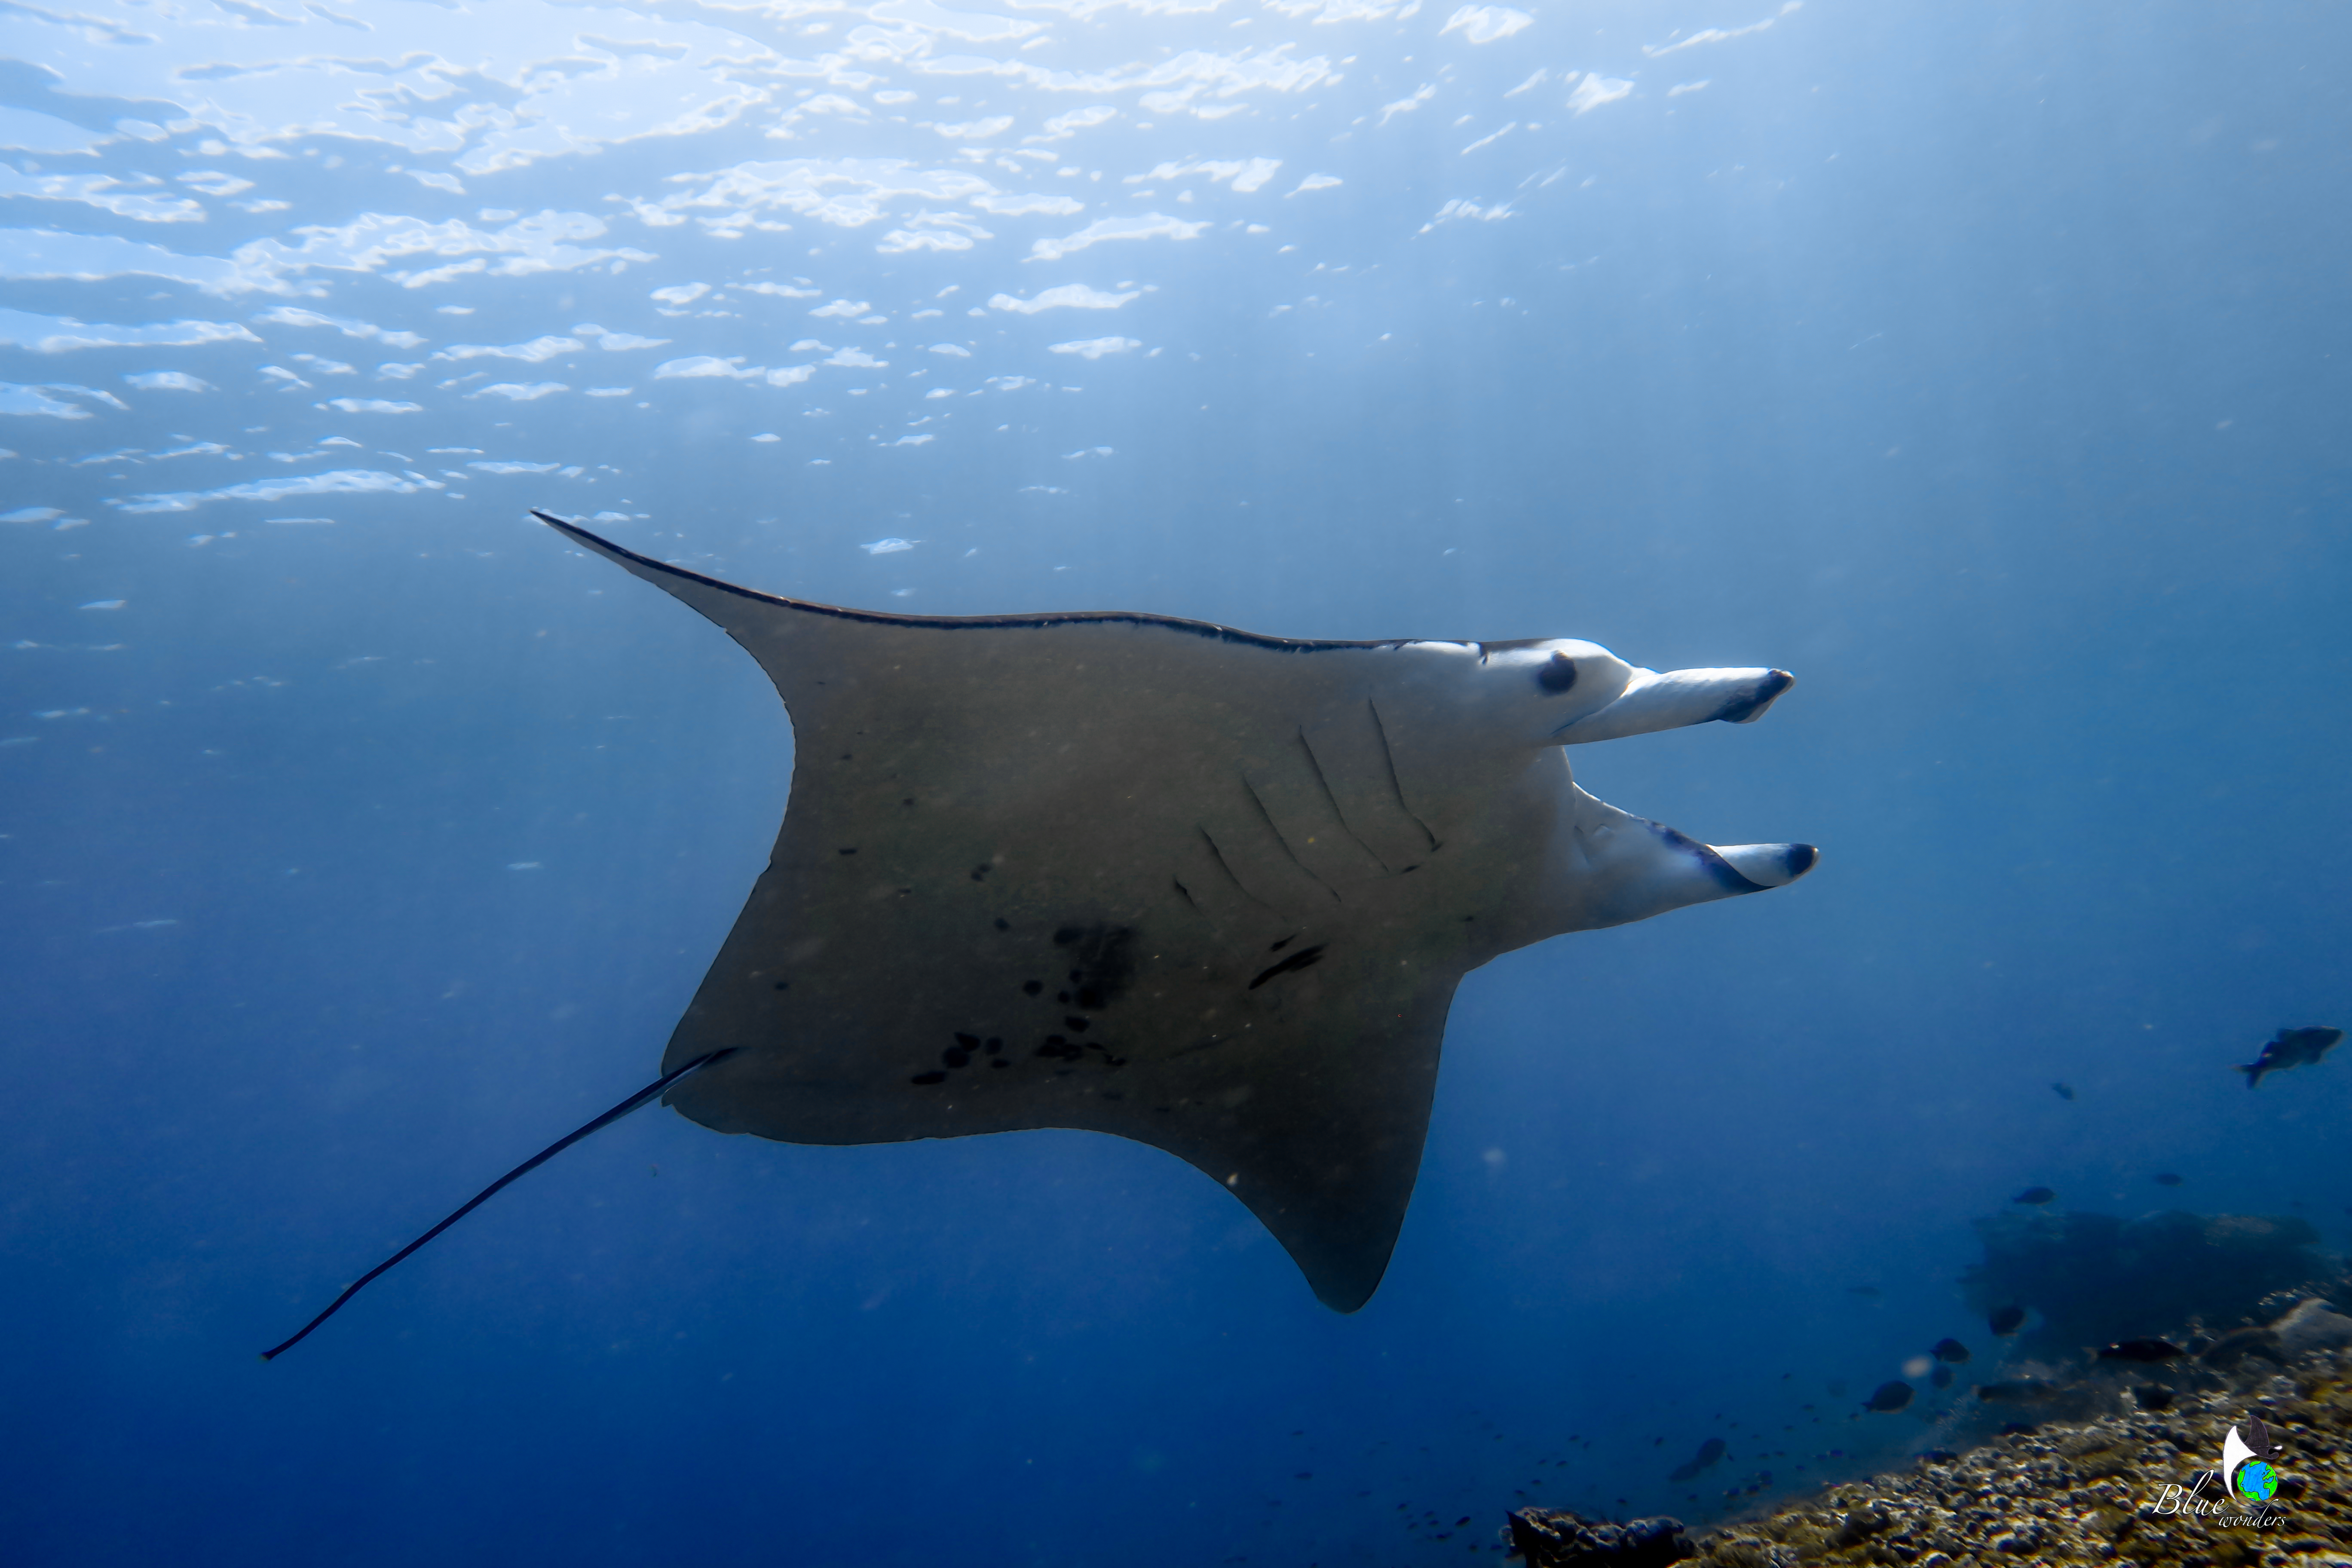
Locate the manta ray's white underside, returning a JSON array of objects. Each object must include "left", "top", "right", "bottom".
[{"left": 541, "top": 512, "right": 1816, "bottom": 1311}]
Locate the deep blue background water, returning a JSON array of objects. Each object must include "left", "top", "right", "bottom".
[{"left": 2, "top": 1, "right": 2347, "bottom": 1563}]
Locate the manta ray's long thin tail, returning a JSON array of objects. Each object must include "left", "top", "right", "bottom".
[{"left": 260, "top": 1048, "right": 739, "bottom": 1360}]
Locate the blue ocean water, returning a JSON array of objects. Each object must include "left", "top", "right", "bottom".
[{"left": 2, "top": 1, "right": 2346, "bottom": 1562}]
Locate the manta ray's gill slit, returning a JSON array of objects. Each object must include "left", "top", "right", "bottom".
[
  {"left": 1364, "top": 701, "right": 1440, "bottom": 854},
  {"left": 1248, "top": 945, "right": 1329, "bottom": 990},
  {"left": 1292, "top": 728, "right": 1394, "bottom": 876},
  {"left": 1194, "top": 829, "right": 1274, "bottom": 913},
  {"left": 1235, "top": 773, "right": 1341, "bottom": 902}
]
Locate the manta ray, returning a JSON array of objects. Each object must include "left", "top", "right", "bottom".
[{"left": 264, "top": 512, "right": 1816, "bottom": 1356}]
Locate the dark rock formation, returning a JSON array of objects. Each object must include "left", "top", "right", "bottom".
[
  {"left": 1958, "top": 1208, "right": 2324, "bottom": 1353},
  {"left": 1507, "top": 1508, "right": 1694, "bottom": 1567}
]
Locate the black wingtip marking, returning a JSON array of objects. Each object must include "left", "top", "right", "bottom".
[
  {"left": 1784, "top": 843, "right": 1819, "bottom": 878},
  {"left": 1248, "top": 944, "right": 1327, "bottom": 990},
  {"left": 1712, "top": 669, "right": 1794, "bottom": 724}
]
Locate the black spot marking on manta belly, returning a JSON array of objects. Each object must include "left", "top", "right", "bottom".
[
  {"left": 1037, "top": 1035, "right": 1082, "bottom": 1061},
  {"left": 994, "top": 918, "right": 1010, "bottom": 931},
  {"left": 1022, "top": 980, "right": 1042, "bottom": 995},
  {"left": 772, "top": 981, "right": 789, "bottom": 991},
  {"left": 1537, "top": 649, "right": 1579, "bottom": 694},
  {"left": 943, "top": 1047, "right": 971, "bottom": 1068},
  {"left": 1248, "top": 944, "right": 1327, "bottom": 990},
  {"left": 910, "top": 1071, "right": 947, "bottom": 1085},
  {"left": 1049, "top": 922, "right": 1139, "bottom": 1013},
  {"left": 837, "top": 847, "right": 858, "bottom": 856},
  {"left": 1269, "top": 935, "right": 1294, "bottom": 952},
  {"left": 902, "top": 797, "right": 914, "bottom": 806}
]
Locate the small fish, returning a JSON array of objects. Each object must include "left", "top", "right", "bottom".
[
  {"left": 2153, "top": 1172, "right": 2184, "bottom": 1186},
  {"left": 2051, "top": 1081, "right": 2074, "bottom": 1101},
  {"left": 1929, "top": 1364, "right": 1954, "bottom": 1390},
  {"left": 2012, "top": 1186, "right": 2056, "bottom": 1205},
  {"left": 1930, "top": 1337, "right": 1971, "bottom": 1363},
  {"left": 2098, "top": 1338, "right": 2184, "bottom": 1363},
  {"left": 1862, "top": 1381, "right": 1914, "bottom": 1413},
  {"left": 2238, "top": 1026, "right": 2343, "bottom": 1088},
  {"left": 1989, "top": 1305, "right": 2027, "bottom": 1335}
]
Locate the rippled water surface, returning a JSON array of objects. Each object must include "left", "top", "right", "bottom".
[{"left": 3, "top": 3, "right": 2347, "bottom": 1565}]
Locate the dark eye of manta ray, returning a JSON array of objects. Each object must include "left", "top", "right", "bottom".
[{"left": 1537, "top": 651, "right": 1578, "bottom": 694}]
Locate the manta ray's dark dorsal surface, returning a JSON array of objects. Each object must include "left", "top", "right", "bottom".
[{"left": 540, "top": 511, "right": 1816, "bottom": 1311}]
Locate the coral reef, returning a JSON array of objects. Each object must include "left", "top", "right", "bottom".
[
  {"left": 1959, "top": 1209, "right": 2327, "bottom": 1355},
  {"left": 1675, "top": 1303, "right": 2352, "bottom": 1568},
  {"left": 1507, "top": 1509, "right": 1696, "bottom": 1566}
]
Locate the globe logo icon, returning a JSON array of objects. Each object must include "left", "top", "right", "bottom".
[{"left": 2234, "top": 1459, "right": 2279, "bottom": 1503}]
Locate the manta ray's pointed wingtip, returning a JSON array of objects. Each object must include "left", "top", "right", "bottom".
[
  {"left": 531, "top": 508, "right": 596, "bottom": 545},
  {"left": 1714, "top": 841, "right": 1819, "bottom": 890},
  {"left": 532, "top": 510, "right": 671, "bottom": 575}
]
